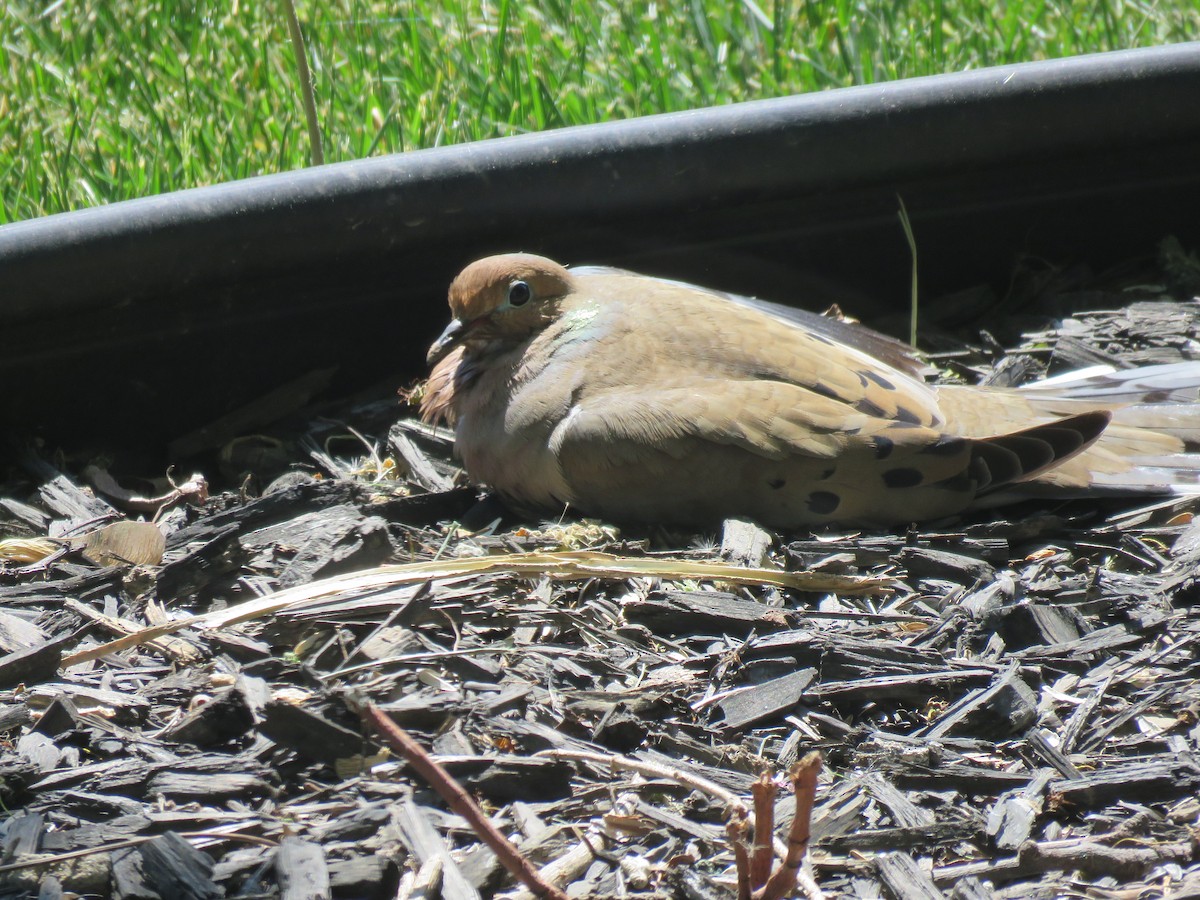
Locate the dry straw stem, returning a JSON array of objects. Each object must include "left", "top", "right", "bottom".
[
  {"left": 536, "top": 748, "right": 750, "bottom": 819},
  {"left": 0, "top": 537, "right": 61, "bottom": 563},
  {"left": 63, "top": 550, "right": 893, "bottom": 666},
  {"left": 503, "top": 793, "right": 640, "bottom": 900},
  {"left": 0, "top": 829, "right": 278, "bottom": 876},
  {"left": 63, "top": 598, "right": 201, "bottom": 664}
]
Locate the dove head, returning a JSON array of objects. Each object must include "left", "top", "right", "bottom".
[{"left": 427, "top": 254, "right": 576, "bottom": 367}]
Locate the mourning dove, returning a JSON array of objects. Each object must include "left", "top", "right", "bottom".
[{"left": 422, "top": 253, "right": 1200, "bottom": 527}]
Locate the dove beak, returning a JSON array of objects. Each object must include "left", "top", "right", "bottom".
[{"left": 427, "top": 318, "right": 467, "bottom": 367}]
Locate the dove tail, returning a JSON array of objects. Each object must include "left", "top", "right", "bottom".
[
  {"left": 1019, "top": 361, "right": 1200, "bottom": 448},
  {"left": 971, "top": 411, "right": 1112, "bottom": 493},
  {"left": 998, "top": 361, "right": 1200, "bottom": 499},
  {"left": 1020, "top": 361, "right": 1200, "bottom": 403},
  {"left": 1087, "top": 451, "right": 1200, "bottom": 494}
]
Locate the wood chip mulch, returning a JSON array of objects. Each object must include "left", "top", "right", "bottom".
[{"left": 3, "top": 244, "right": 1200, "bottom": 900}]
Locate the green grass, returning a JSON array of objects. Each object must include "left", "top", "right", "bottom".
[{"left": 1, "top": 0, "right": 1196, "bottom": 223}]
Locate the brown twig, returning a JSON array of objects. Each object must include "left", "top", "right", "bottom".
[
  {"left": 726, "top": 813, "right": 752, "bottom": 900},
  {"left": 362, "top": 704, "right": 569, "bottom": 900},
  {"left": 83, "top": 464, "right": 208, "bottom": 521},
  {"left": 750, "top": 772, "right": 777, "bottom": 890},
  {"left": 757, "top": 751, "right": 823, "bottom": 900}
]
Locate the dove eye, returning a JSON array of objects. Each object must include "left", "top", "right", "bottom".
[{"left": 507, "top": 281, "right": 532, "bottom": 307}]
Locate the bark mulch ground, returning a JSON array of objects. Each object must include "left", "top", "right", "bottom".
[{"left": 3, "top": 242, "right": 1200, "bottom": 899}]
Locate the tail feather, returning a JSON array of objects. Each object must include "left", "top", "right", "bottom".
[
  {"left": 972, "top": 411, "right": 1111, "bottom": 493},
  {"left": 1016, "top": 361, "right": 1200, "bottom": 457},
  {"left": 1019, "top": 362, "right": 1200, "bottom": 404},
  {"left": 962, "top": 362, "right": 1200, "bottom": 506},
  {"left": 1089, "top": 454, "right": 1200, "bottom": 493},
  {"left": 1100, "top": 405, "right": 1200, "bottom": 448}
]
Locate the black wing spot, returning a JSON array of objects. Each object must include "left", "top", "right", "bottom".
[
  {"left": 895, "top": 404, "right": 924, "bottom": 425},
  {"left": 807, "top": 491, "right": 840, "bottom": 514},
  {"left": 872, "top": 436, "right": 895, "bottom": 459},
  {"left": 863, "top": 371, "right": 897, "bottom": 391},
  {"left": 809, "top": 382, "right": 841, "bottom": 401},
  {"left": 855, "top": 398, "right": 888, "bottom": 418},
  {"left": 768, "top": 477, "right": 787, "bottom": 490},
  {"left": 882, "top": 467, "right": 924, "bottom": 488}
]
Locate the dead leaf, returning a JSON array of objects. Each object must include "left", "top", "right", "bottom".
[{"left": 80, "top": 521, "right": 165, "bottom": 567}]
